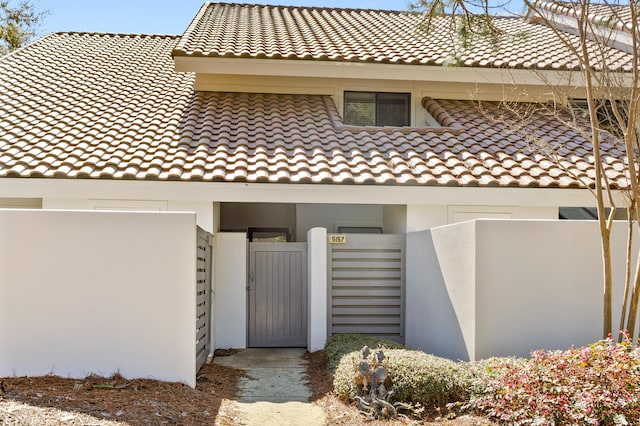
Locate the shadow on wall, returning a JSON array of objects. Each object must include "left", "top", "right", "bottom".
[
  {"left": 408, "top": 219, "right": 632, "bottom": 362},
  {"left": 406, "top": 229, "right": 469, "bottom": 361}
]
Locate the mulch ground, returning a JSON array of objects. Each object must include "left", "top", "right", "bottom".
[
  {"left": 0, "top": 362, "right": 243, "bottom": 425},
  {"left": 1, "top": 350, "right": 494, "bottom": 425}
]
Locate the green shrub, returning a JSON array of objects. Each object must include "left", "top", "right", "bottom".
[
  {"left": 333, "top": 348, "right": 472, "bottom": 409},
  {"left": 323, "top": 333, "right": 404, "bottom": 373}
]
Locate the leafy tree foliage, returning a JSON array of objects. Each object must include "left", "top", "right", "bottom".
[{"left": 0, "top": 0, "right": 47, "bottom": 55}]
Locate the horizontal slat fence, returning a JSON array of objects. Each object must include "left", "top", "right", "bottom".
[
  {"left": 328, "top": 234, "right": 405, "bottom": 343},
  {"left": 196, "top": 227, "right": 212, "bottom": 371}
]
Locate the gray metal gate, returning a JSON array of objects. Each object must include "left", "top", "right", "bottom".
[
  {"left": 248, "top": 242, "right": 308, "bottom": 347},
  {"left": 328, "top": 234, "right": 405, "bottom": 343},
  {"left": 196, "top": 227, "right": 213, "bottom": 370}
]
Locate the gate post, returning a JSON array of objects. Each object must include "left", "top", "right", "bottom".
[{"left": 307, "top": 227, "right": 328, "bottom": 351}]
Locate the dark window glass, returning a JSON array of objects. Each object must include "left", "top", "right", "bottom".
[
  {"left": 337, "top": 226, "right": 383, "bottom": 234},
  {"left": 247, "top": 227, "right": 290, "bottom": 242},
  {"left": 344, "top": 92, "right": 410, "bottom": 127},
  {"left": 571, "top": 99, "right": 628, "bottom": 138},
  {"left": 344, "top": 92, "right": 376, "bottom": 126},
  {"left": 376, "top": 93, "right": 410, "bottom": 126}
]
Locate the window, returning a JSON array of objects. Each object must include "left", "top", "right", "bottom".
[
  {"left": 344, "top": 92, "right": 410, "bottom": 127},
  {"left": 559, "top": 207, "right": 627, "bottom": 220},
  {"left": 337, "top": 226, "right": 383, "bottom": 234},
  {"left": 247, "top": 227, "right": 290, "bottom": 242},
  {"left": 571, "top": 99, "right": 628, "bottom": 138}
]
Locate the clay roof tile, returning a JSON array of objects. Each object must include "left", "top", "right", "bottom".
[{"left": 0, "top": 31, "right": 630, "bottom": 190}]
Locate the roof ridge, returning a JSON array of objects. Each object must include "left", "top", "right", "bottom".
[
  {"left": 49, "top": 31, "right": 181, "bottom": 39},
  {"left": 207, "top": 1, "right": 416, "bottom": 15},
  {"left": 204, "top": 2, "right": 525, "bottom": 17},
  {"left": 0, "top": 32, "right": 60, "bottom": 60},
  {"left": 174, "top": 2, "right": 213, "bottom": 53}
]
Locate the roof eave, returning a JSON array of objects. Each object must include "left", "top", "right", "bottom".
[
  {"left": 173, "top": 56, "right": 616, "bottom": 87},
  {"left": 0, "top": 177, "right": 624, "bottom": 207}
]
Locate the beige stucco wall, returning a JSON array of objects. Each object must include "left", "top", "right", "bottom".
[
  {"left": 406, "top": 204, "right": 559, "bottom": 232},
  {"left": 383, "top": 204, "right": 407, "bottom": 234},
  {"left": 407, "top": 219, "right": 637, "bottom": 361},
  {"left": 193, "top": 74, "right": 591, "bottom": 108},
  {"left": 0, "top": 198, "right": 42, "bottom": 208},
  {"left": 296, "top": 203, "right": 383, "bottom": 241},
  {"left": 42, "top": 198, "right": 215, "bottom": 232}
]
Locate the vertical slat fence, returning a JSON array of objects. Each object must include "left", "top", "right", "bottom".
[
  {"left": 248, "top": 242, "right": 308, "bottom": 347},
  {"left": 196, "top": 227, "right": 212, "bottom": 371}
]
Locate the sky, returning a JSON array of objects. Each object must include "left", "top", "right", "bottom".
[{"left": 34, "top": 0, "right": 527, "bottom": 37}]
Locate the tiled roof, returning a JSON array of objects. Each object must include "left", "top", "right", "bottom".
[
  {"left": 533, "top": 0, "right": 635, "bottom": 33},
  {"left": 0, "top": 32, "right": 194, "bottom": 179},
  {"left": 173, "top": 2, "right": 634, "bottom": 71},
  {"left": 0, "top": 32, "right": 629, "bottom": 188}
]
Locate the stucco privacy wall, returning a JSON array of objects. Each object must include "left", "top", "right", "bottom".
[
  {"left": 0, "top": 209, "right": 197, "bottom": 387},
  {"left": 307, "top": 227, "right": 328, "bottom": 351},
  {"left": 406, "top": 222, "right": 477, "bottom": 361},
  {"left": 42, "top": 199, "right": 215, "bottom": 233},
  {"left": 214, "top": 232, "right": 247, "bottom": 349},
  {"left": 406, "top": 219, "right": 636, "bottom": 361}
]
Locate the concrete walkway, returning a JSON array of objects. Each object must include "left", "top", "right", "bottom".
[{"left": 213, "top": 348, "right": 327, "bottom": 426}]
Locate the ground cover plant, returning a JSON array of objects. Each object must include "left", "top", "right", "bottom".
[
  {"left": 462, "top": 334, "right": 640, "bottom": 425},
  {"left": 325, "top": 333, "right": 640, "bottom": 425}
]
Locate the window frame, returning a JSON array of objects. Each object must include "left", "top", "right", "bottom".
[{"left": 343, "top": 91, "right": 411, "bottom": 127}]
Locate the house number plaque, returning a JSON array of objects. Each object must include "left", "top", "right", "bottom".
[{"left": 328, "top": 234, "right": 347, "bottom": 244}]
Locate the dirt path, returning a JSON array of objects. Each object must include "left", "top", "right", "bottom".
[{"left": 212, "top": 348, "right": 327, "bottom": 426}]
